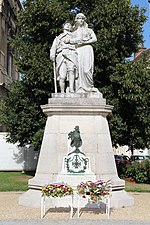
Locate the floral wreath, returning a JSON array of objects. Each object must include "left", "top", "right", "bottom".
[
  {"left": 41, "top": 182, "right": 73, "bottom": 198},
  {"left": 77, "top": 180, "right": 112, "bottom": 203}
]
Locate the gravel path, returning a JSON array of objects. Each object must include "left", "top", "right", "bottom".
[{"left": 0, "top": 192, "right": 149, "bottom": 224}]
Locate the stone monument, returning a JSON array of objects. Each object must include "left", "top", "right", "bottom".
[{"left": 19, "top": 13, "right": 134, "bottom": 209}]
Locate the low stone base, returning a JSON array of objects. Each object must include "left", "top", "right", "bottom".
[
  {"left": 111, "top": 190, "right": 134, "bottom": 208},
  {"left": 19, "top": 189, "right": 134, "bottom": 209}
]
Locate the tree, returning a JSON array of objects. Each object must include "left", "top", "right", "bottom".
[
  {"left": 108, "top": 57, "right": 150, "bottom": 151},
  {"left": 0, "top": 96, "right": 6, "bottom": 125},
  {"left": 2, "top": 0, "right": 149, "bottom": 151},
  {"left": 2, "top": 81, "right": 46, "bottom": 150}
]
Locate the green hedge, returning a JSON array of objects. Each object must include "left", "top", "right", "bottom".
[{"left": 117, "top": 160, "right": 150, "bottom": 184}]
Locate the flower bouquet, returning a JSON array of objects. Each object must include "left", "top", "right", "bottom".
[
  {"left": 77, "top": 180, "right": 112, "bottom": 203},
  {"left": 41, "top": 182, "right": 73, "bottom": 198}
]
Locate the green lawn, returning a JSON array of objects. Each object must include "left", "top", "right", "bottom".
[
  {"left": 125, "top": 181, "right": 150, "bottom": 192},
  {"left": 0, "top": 172, "right": 34, "bottom": 191},
  {"left": 0, "top": 172, "right": 149, "bottom": 192}
]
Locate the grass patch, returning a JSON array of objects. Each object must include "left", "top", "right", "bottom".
[
  {"left": 125, "top": 181, "right": 150, "bottom": 192},
  {"left": 0, "top": 172, "right": 34, "bottom": 191}
]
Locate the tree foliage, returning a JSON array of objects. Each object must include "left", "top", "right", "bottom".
[
  {"left": 2, "top": 0, "right": 149, "bottom": 151},
  {"left": 108, "top": 56, "right": 150, "bottom": 150},
  {"left": 0, "top": 96, "right": 6, "bottom": 124},
  {"left": 2, "top": 81, "right": 46, "bottom": 150}
]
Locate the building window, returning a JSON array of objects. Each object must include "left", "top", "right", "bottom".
[
  {"left": 7, "top": 46, "right": 13, "bottom": 79},
  {"left": 0, "top": 124, "right": 7, "bottom": 132}
]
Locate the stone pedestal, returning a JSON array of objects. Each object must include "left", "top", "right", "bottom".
[{"left": 19, "top": 93, "right": 134, "bottom": 208}]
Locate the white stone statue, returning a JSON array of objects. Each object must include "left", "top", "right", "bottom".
[
  {"left": 50, "top": 14, "right": 99, "bottom": 94},
  {"left": 70, "top": 13, "right": 99, "bottom": 93},
  {"left": 50, "top": 22, "right": 78, "bottom": 93}
]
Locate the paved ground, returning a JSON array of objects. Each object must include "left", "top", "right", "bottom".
[
  {"left": 0, "top": 192, "right": 149, "bottom": 224},
  {"left": 0, "top": 220, "right": 149, "bottom": 225}
]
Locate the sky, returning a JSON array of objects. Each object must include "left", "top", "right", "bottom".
[{"left": 131, "top": 0, "right": 150, "bottom": 48}]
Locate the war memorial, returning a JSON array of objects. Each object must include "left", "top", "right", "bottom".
[{"left": 19, "top": 13, "right": 134, "bottom": 212}]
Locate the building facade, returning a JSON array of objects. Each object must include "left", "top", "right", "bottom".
[
  {"left": 134, "top": 44, "right": 150, "bottom": 61},
  {"left": 0, "top": 0, "right": 21, "bottom": 132},
  {"left": 0, "top": 0, "right": 21, "bottom": 95},
  {"left": 0, "top": 1, "right": 39, "bottom": 172}
]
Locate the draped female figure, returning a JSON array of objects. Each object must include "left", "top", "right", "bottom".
[{"left": 70, "top": 13, "right": 98, "bottom": 93}]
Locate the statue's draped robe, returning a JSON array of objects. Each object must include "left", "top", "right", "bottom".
[{"left": 71, "top": 28, "right": 95, "bottom": 92}]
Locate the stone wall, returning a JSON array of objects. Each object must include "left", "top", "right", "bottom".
[{"left": 0, "top": 132, "right": 39, "bottom": 171}]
